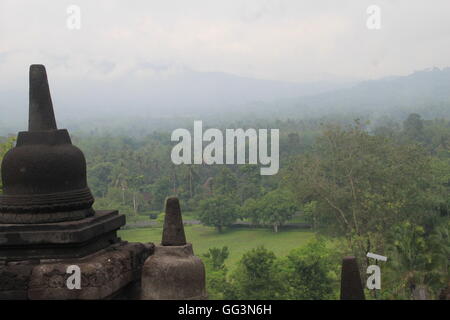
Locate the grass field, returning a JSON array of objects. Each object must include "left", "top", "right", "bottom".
[{"left": 119, "top": 225, "right": 315, "bottom": 269}]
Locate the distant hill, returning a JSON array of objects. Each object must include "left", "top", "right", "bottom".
[
  {"left": 287, "top": 67, "right": 450, "bottom": 120},
  {"left": 1, "top": 67, "right": 450, "bottom": 135},
  {"left": 60, "top": 69, "right": 355, "bottom": 119},
  {"left": 0, "top": 67, "right": 355, "bottom": 134}
]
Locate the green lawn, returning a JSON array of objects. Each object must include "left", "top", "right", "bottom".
[{"left": 119, "top": 225, "right": 315, "bottom": 269}]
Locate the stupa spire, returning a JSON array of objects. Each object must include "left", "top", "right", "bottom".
[
  {"left": 28, "top": 64, "right": 57, "bottom": 131},
  {"left": 162, "top": 197, "right": 187, "bottom": 246},
  {"left": 340, "top": 256, "right": 366, "bottom": 300}
]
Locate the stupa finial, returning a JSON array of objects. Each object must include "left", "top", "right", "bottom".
[
  {"left": 29, "top": 64, "right": 57, "bottom": 131},
  {"left": 340, "top": 256, "right": 366, "bottom": 300},
  {"left": 162, "top": 197, "right": 187, "bottom": 246}
]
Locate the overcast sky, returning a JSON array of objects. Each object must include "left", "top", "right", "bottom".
[{"left": 1, "top": 0, "right": 450, "bottom": 88}]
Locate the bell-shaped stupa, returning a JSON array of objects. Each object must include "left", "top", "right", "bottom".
[
  {"left": 0, "top": 65, "right": 94, "bottom": 224},
  {"left": 0, "top": 65, "right": 125, "bottom": 261}
]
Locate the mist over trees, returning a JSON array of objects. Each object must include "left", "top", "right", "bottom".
[
  {"left": 2, "top": 67, "right": 450, "bottom": 137},
  {"left": 1, "top": 91, "right": 449, "bottom": 299}
]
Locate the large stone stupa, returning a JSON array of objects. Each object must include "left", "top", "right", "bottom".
[{"left": 0, "top": 65, "right": 152, "bottom": 299}]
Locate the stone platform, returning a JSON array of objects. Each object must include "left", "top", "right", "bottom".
[
  {"left": 0, "top": 210, "right": 125, "bottom": 260},
  {"left": 0, "top": 241, "right": 153, "bottom": 300}
]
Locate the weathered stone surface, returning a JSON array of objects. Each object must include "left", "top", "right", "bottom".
[
  {"left": 0, "top": 260, "right": 37, "bottom": 299},
  {"left": 340, "top": 256, "right": 365, "bottom": 300},
  {"left": 162, "top": 197, "right": 186, "bottom": 246},
  {"left": 141, "top": 243, "right": 206, "bottom": 300},
  {"left": 0, "top": 242, "right": 155, "bottom": 300}
]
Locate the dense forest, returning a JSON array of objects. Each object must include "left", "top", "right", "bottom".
[{"left": 1, "top": 112, "right": 449, "bottom": 299}]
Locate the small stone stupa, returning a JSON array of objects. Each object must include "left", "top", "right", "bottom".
[
  {"left": 0, "top": 65, "right": 152, "bottom": 299},
  {"left": 141, "top": 197, "right": 207, "bottom": 300}
]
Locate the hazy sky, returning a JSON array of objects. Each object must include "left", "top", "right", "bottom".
[{"left": 1, "top": 0, "right": 450, "bottom": 87}]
